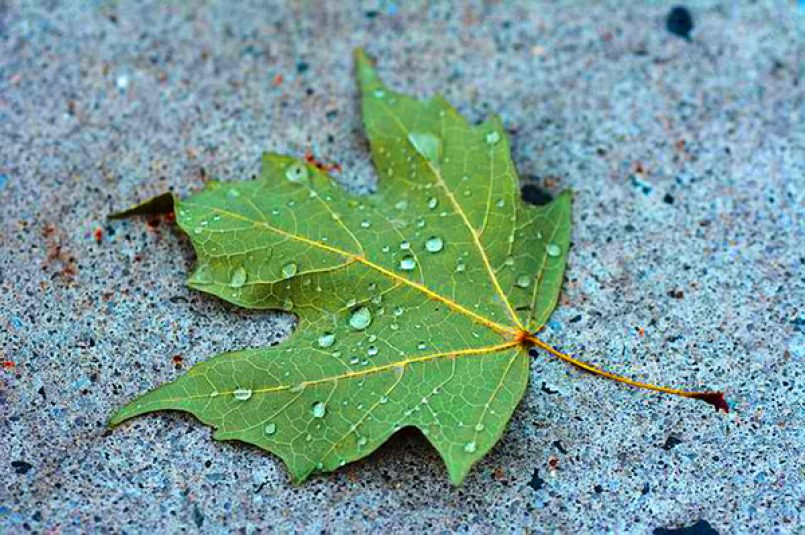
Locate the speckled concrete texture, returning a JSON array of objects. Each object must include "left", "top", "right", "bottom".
[{"left": 1, "top": 1, "right": 802, "bottom": 533}]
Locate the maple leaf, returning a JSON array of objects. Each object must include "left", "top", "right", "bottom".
[{"left": 109, "top": 49, "right": 725, "bottom": 484}]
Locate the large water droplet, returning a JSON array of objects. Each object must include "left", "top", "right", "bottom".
[
  {"left": 516, "top": 275, "right": 531, "bottom": 288},
  {"left": 229, "top": 267, "right": 247, "bottom": 288},
  {"left": 427, "top": 197, "right": 439, "bottom": 209},
  {"left": 311, "top": 401, "right": 326, "bottom": 418},
  {"left": 264, "top": 422, "right": 277, "bottom": 435},
  {"left": 399, "top": 256, "right": 417, "bottom": 271},
  {"left": 285, "top": 162, "right": 309, "bottom": 182},
  {"left": 407, "top": 131, "right": 442, "bottom": 163},
  {"left": 464, "top": 441, "right": 477, "bottom": 453},
  {"left": 546, "top": 243, "right": 562, "bottom": 257},
  {"left": 349, "top": 306, "right": 373, "bottom": 330},
  {"left": 485, "top": 131, "right": 501, "bottom": 145},
  {"left": 282, "top": 262, "right": 298, "bottom": 279},
  {"left": 318, "top": 332, "right": 335, "bottom": 348},
  {"left": 233, "top": 388, "right": 252, "bottom": 401},
  {"left": 425, "top": 236, "right": 444, "bottom": 253},
  {"left": 367, "top": 345, "right": 378, "bottom": 356}
]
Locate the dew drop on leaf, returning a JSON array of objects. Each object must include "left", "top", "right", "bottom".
[
  {"left": 318, "top": 332, "right": 335, "bottom": 348},
  {"left": 357, "top": 436, "right": 368, "bottom": 448},
  {"left": 285, "top": 162, "right": 309, "bottom": 183},
  {"left": 427, "top": 197, "right": 438, "bottom": 209},
  {"left": 485, "top": 131, "right": 500, "bottom": 145},
  {"left": 229, "top": 267, "right": 247, "bottom": 288},
  {"left": 372, "top": 88, "right": 385, "bottom": 98},
  {"left": 394, "top": 199, "right": 408, "bottom": 210},
  {"left": 348, "top": 306, "right": 372, "bottom": 330},
  {"left": 311, "top": 401, "right": 326, "bottom": 418},
  {"left": 233, "top": 388, "right": 252, "bottom": 401},
  {"left": 399, "top": 256, "right": 417, "bottom": 271},
  {"left": 407, "top": 131, "right": 442, "bottom": 164},
  {"left": 264, "top": 422, "right": 277, "bottom": 435},
  {"left": 474, "top": 423, "right": 484, "bottom": 431},
  {"left": 546, "top": 243, "right": 562, "bottom": 257},
  {"left": 516, "top": 275, "right": 531, "bottom": 288},
  {"left": 425, "top": 236, "right": 444, "bottom": 253},
  {"left": 282, "top": 262, "right": 298, "bottom": 278},
  {"left": 464, "top": 441, "right": 477, "bottom": 453},
  {"left": 400, "top": 240, "right": 411, "bottom": 250}
]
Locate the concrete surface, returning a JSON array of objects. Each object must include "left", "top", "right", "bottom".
[{"left": 1, "top": 1, "right": 802, "bottom": 533}]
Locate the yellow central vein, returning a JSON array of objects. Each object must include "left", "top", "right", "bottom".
[
  {"left": 376, "top": 99, "right": 524, "bottom": 331},
  {"left": 181, "top": 201, "right": 517, "bottom": 336}
]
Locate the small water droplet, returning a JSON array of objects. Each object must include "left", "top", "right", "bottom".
[
  {"left": 290, "top": 383, "right": 306, "bottom": 393},
  {"left": 407, "top": 131, "right": 443, "bottom": 163},
  {"left": 282, "top": 298, "right": 294, "bottom": 309},
  {"left": 373, "top": 88, "right": 385, "bottom": 98},
  {"left": 516, "top": 275, "right": 532, "bottom": 288},
  {"left": 370, "top": 294, "right": 382, "bottom": 305},
  {"left": 474, "top": 423, "right": 484, "bottom": 431},
  {"left": 417, "top": 342, "right": 426, "bottom": 350},
  {"left": 233, "top": 388, "right": 252, "bottom": 401},
  {"left": 311, "top": 401, "right": 326, "bottom": 418},
  {"left": 318, "top": 332, "right": 335, "bottom": 348},
  {"left": 425, "top": 236, "right": 444, "bottom": 253},
  {"left": 227, "top": 188, "right": 240, "bottom": 199},
  {"left": 349, "top": 306, "right": 373, "bottom": 330},
  {"left": 193, "top": 227, "right": 203, "bottom": 235},
  {"left": 462, "top": 189, "right": 472, "bottom": 197},
  {"left": 367, "top": 345, "right": 378, "bottom": 356},
  {"left": 282, "top": 262, "right": 298, "bottom": 279},
  {"left": 464, "top": 441, "right": 477, "bottom": 453},
  {"left": 357, "top": 436, "right": 368, "bottom": 448},
  {"left": 399, "top": 256, "right": 417, "bottom": 271},
  {"left": 546, "top": 243, "right": 562, "bottom": 257},
  {"left": 264, "top": 422, "right": 277, "bottom": 435},
  {"left": 496, "top": 199, "right": 505, "bottom": 208},
  {"left": 394, "top": 199, "right": 408, "bottom": 210},
  {"left": 381, "top": 245, "right": 390, "bottom": 253},
  {"left": 456, "top": 260, "right": 466, "bottom": 272},
  {"left": 379, "top": 395, "right": 389, "bottom": 404},
  {"left": 285, "top": 162, "right": 309, "bottom": 182},
  {"left": 400, "top": 240, "right": 411, "bottom": 250},
  {"left": 360, "top": 220, "right": 371, "bottom": 228},
  {"left": 427, "top": 197, "right": 438, "bottom": 209},
  {"left": 346, "top": 298, "right": 357, "bottom": 307},
  {"left": 229, "top": 267, "right": 247, "bottom": 288},
  {"left": 485, "top": 131, "right": 501, "bottom": 145}
]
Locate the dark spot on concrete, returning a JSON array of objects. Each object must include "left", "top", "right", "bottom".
[
  {"left": 192, "top": 504, "right": 204, "bottom": 528},
  {"left": 365, "top": 10, "right": 379, "bottom": 19},
  {"left": 12, "top": 460, "right": 33, "bottom": 474},
  {"left": 668, "top": 289, "right": 685, "bottom": 299},
  {"left": 296, "top": 61, "right": 309, "bottom": 73},
  {"left": 553, "top": 440, "right": 568, "bottom": 454},
  {"left": 594, "top": 484, "right": 603, "bottom": 493},
  {"left": 528, "top": 469, "right": 545, "bottom": 491},
  {"left": 662, "top": 435, "right": 683, "bottom": 450},
  {"left": 642, "top": 482, "right": 651, "bottom": 494},
  {"left": 540, "top": 382, "right": 559, "bottom": 395},
  {"left": 569, "top": 314, "right": 582, "bottom": 323},
  {"left": 666, "top": 6, "right": 694, "bottom": 40},
  {"left": 654, "top": 519, "right": 719, "bottom": 535},
  {"left": 663, "top": 193, "right": 675, "bottom": 204},
  {"left": 521, "top": 184, "right": 553, "bottom": 206}
]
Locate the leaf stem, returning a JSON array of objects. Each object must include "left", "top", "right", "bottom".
[{"left": 522, "top": 333, "right": 728, "bottom": 412}]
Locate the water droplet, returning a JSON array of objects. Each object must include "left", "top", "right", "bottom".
[
  {"left": 349, "top": 307, "right": 372, "bottom": 330},
  {"left": 474, "top": 423, "right": 485, "bottom": 431},
  {"left": 546, "top": 243, "right": 562, "bottom": 257},
  {"left": 496, "top": 199, "right": 505, "bottom": 208},
  {"left": 393, "top": 306, "right": 404, "bottom": 317},
  {"left": 370, "top": 294, "right": 382, "bottom": 305},
  {"left": 417, "top": 342, "right": 426, "bottom": 350},
  {"left": 346, "top": 298, "right": 357, "bottom": 307},
  {"left": 464, "top": 441, "right": 477, "bottom": 453},
  {"left": 264, "top": 423, "right": 277, "bottom": 435},
  {"left": 357, "top": 436, "right": 368, "bottom": 448},
  {"left": 233, "top": 388, "right": 252, "bottom": 401},
  {"left": 282, "top": 298, "right": 294, "bottom": 310},
  {"left": 381, "top": 245, "right": 390, "bottom": 253},
  {"left": 425, "top": 236, "right": 444, "bottom": 253},
  {"left": 367, "top": 345, "right": 378, "bottom": 356},
  {"left": 360, "top": 220, "right": 371, "bottom": 228},
  {"left": 400, "top": 240, "right": 411, "bottom": 250},
  {"left": 407, "top": 131, "right": 442, "bottom": 163},
  {"left": 229, "top": 267, "right": 247, "bottom": 288},
  {"left": 516, "top": 275, "right": 531, "bottom": 288},
  {"left": 193, "top": 227, "right": 203, "bottom": 235},
  {"left": 485, "top": 131, "right": 501, "bottom": 145},
  {"left": 318, "top": 332, "right": 335, "bottom": 348},
  {"left": 311, "top": 401, "right": 326, "bottom": 418},
  {"left": 399, "top": 256, "right": 417, "bottom": 271},
  {"left": 456, "top": 260, "right": 466, "bottom": 272},
  {"left": 504, "top": 256, "right": 515, "bottom": 266},
  {"left": 282, "top": 262, "right": 298, "bottom": 278},
  {"left": 394, "top": 199, "right": 408, "bottom": 210},
  {"left": 373, "top": 88, "right": 385, "bottom": 98},
  {"left": 427, "top": 197, "right": 439, "bottom": 209},
  {"left": 290, "top": 383, "right": 306, "bottom": 393},
  {"left": 379, "top": 395, "right": 389, "bottom": 404},
  {"left": 285, "top": 162, "right": 309, "bottom": 182}
]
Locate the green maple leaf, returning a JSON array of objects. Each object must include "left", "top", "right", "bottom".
[{"left": 109, "top": 49, "right": 724, "bottom": 484}]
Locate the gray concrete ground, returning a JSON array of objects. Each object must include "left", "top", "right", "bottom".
[{"left": 1, "top": 1, "right": 802, "bottom": 533}]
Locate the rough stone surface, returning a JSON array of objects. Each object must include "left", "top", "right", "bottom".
[{"left": 1, "top": 1, "right": 802, "bottom": 533}]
